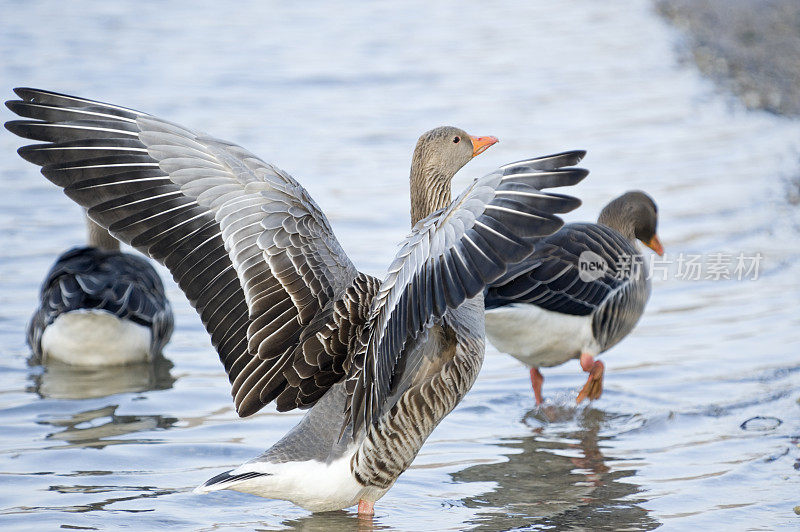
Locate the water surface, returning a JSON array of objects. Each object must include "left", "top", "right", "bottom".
[{"left": 1, "top": 2, "right": 798, "bottom": 530}]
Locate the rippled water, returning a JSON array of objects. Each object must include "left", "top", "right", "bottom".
[{"left": 1, "top": 2, "right": 799, "bottom": 530}]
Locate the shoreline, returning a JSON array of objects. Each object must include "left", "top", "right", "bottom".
[{"left": 656, "top": 0, "right": 800, "bottom": 118}]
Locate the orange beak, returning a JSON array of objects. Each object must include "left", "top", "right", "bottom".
[
  {"left": 469, "top": 135, "right": 498, "bottom": 157},
  {"left": 645, "top": 234, "right": 664, "bottom": 256}
]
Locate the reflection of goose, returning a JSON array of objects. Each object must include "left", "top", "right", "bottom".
[
  {"left": 484, "top": 192, "right": 662, "bottom": 404},
  {"left": 27, "top": 214, "right": 174, "bottom": 366},
  {"left": 31, "top": 353, "right": 174, "bottom": 400},
  {"left": 43, "top": 404, "right": 177, "bottom": 449},
  {"left": 280, "top": 511, "right": 384, "bottom": 532},
  {"left": 5, "top": 88, "right": 587, "bottom": 515},
  {"left": 451, "top": 408, "right": 658, "bottom": 530}
]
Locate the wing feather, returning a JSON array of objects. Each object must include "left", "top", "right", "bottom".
[
  {"left": 6, "top": 88, "right": 361, "bottom": 416},
  {"left": 350, "top": 153, "right": 588, "bottom": 431},
  {"left": 484, "top": 223, "right": 637, "bottom": 316},
  {"left": 27, "top": 247, "right": 174, "bottom": 357}
]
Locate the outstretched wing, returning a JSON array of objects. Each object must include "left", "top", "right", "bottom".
[
  {"left": 484, "top": 222, "right": 636, "bottom": 315},
  {"left": 350, "top": 151, "right": 588, "bottom": 431},
  {"left": 6, "top": 88, "right": 359, "bottom": 416}
]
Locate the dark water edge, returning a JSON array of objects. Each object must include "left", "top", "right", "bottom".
[
  {"left": 656, "top": 0, "right": 800, "bottom": 117},
  {"left": 657, "top": 0, "right": 800, "bottom": 226}
]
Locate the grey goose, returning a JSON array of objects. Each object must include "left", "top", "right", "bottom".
[
  {"left": 484, "top": 191, "right": 662, "bottom": 405},
  {"left": 5, "top": 88, "right": 587, "bottom": 515},
  {"left": 28, "top": 214, "right": 173, "bottom": 365}
]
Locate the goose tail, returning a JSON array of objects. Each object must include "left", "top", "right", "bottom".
[{"left": 193, "top": 470, "right": 269, "bottom": 494}]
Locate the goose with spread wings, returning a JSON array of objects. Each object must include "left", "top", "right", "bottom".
[{"left": 5, "top": 88, "right": 587, "bottom": 515}]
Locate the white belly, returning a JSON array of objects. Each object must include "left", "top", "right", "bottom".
[
  {"left": 195, "top": 447, "right": 388, "bottom": 512},
  {"left": 484, "top": 303, "right": 599, "bottom": 368},
  {"left": 40, "top": 309, "right": 152, "bottom": 366}
]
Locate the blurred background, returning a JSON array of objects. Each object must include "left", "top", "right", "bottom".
[{"left": 0, "top": 1, "right": 798, "bottom": 530}]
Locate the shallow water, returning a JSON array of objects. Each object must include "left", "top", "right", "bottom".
[{"left": 1, "top": 1, "right": 799, "bottom": 530}]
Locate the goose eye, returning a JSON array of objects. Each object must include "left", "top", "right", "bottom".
[{"left": 453, "top": 136, "right": 460, "bottom": 143}]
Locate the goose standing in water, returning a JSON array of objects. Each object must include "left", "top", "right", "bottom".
[
  {"left": 484, "top": 191, "right": 662, "bottom": 405},
  {"left": 28, "top": 214, "right": 173, "bottom": 365},
  {"left": 5, "top": 88, "right": 587, "bottom": 515}
]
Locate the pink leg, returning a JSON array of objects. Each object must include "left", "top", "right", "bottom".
[
  {"left": 530, "top": 367, "right": 544, "bottom": 405},
  {"left": 576, "top": 353, "right": 604, "bottom": 404},
  {"left": 358, "top": 499, "right": 374, "bottom": 517}
]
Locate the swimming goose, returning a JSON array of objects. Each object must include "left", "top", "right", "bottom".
[
  {"left": 5, "top": 87, "right": 587, "bottom": 515},
  {"left": 28, "top": 213, "right": 174, "bottom": 365},
  {"left": 484, "top": 191, "right": 662, "bottom": 405}
]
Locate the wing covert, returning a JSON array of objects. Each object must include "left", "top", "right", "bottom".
[{"left": 485, "top": 223, "right": 639, "bottom": 315}]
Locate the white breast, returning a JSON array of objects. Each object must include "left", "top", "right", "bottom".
[
  {"left": 40, "top": 309, "right": 152, "bottom": 366},
  {"left": 484, "top": 303, "right": 599, "bottom": 367}
]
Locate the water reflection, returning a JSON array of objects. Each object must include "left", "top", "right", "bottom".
[
  {"left": 29, "top": 353, "right": 175, "bottom": 400},
  {"left": 40, "top": 404, "right": 178, "bottom": 449},
  {"left": 452, "top": 407, "right": 660, "bottom": 531},
  {"left": 280, "top": 511, "right": 391, "bottom": 532},
  {"left": 44, "top": 484, "right": 176, "bottom": 513}
]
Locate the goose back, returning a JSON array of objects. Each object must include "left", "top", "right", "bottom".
[
  {"left": 485, "top": 222, "right": 651, "bottom": 351},
  {"left": 28, "top": 246, "right": 174, "bottom": 358}
]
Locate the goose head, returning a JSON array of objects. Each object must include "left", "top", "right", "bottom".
[
  {"left": 597, "top": 190, "right": 663, "bottom": 255},
  {"left": 409, "top": 126, "right": 498, "bottom": 224}
]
